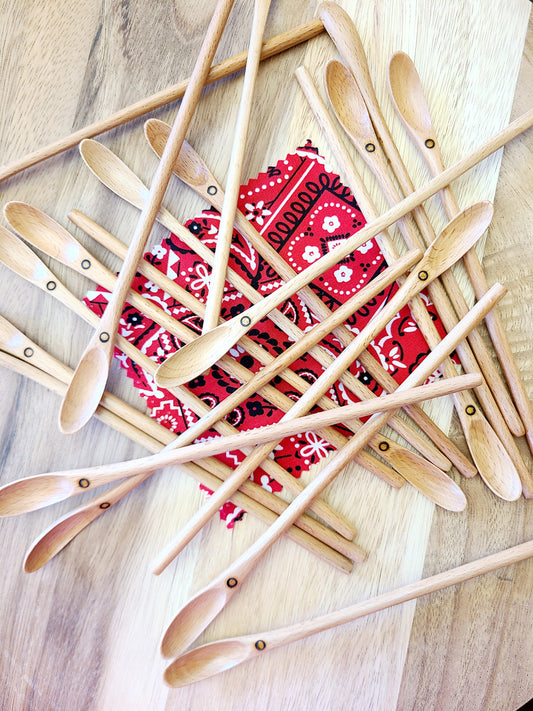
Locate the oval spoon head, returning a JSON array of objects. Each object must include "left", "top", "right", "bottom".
[
  {"left": 0, "top": 474, "right": 74, "bottom": 517},
  {"left": 422, "top": 200, "right": 493, "bottom": 275},
  {"left": 155, "top": 319, "right": 237, "bottom": 388},
  {"left": 79, "top": 139, "right": 146, "bottom": 210},
  {"left": 0, "top": 223, "right": 79, "bottom": 313},
  {"left": 387, "top": 51, "right": 435, "bottom": 142},
  {"left": 144, "top": 119, "right": 213, "bottom": 194},
  {"left": 23, "top": 506, "right": 98, "bottom": 573},
  {"left": 161, "top": 584, "right": 230, "bottom": 659},
  {"left": 324, "top": 59, "right": 375, "bottom": 147},
  {"left": 393, "top": 450, "right": 467, "bottom": 512},
  {"left": 58, "top": 345, "right": 111, "bottom": 434},
  {"left": 163, "top": 639, "right": 251, "bottom": 687},
  {"left": 462, "top": 411, "right": 523, "bottom": 501},
  {"left": 4, "top": 201, "right": 108, "bottom": 282},
  {"left": 5, "top": 201, "right": 75, "bottom": 263}
]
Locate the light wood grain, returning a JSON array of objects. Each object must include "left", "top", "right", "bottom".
[{"left": 0, "top": 1, "right": 531, "bottom": 710}]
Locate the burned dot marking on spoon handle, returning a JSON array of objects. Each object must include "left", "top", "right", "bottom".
[
  {"left": 23, "top": 347, "right": 34, "bottom": 358},
  {"left": 418, "top": 270, "right": 429, "bottom": 282},
  {"left": 207, "top": 185, "right": 218, "bottom": 196},
  {"left": 99, "top": 502, "right": 111, "bottom": 509},
  {"left": 365, "top": 142, "right": 376, "bottom": 153},
  {"left": 425, "top": 138, "right": 436, "bottom": 149},
  {"left": 226, "top": 577, "right": 238, "bottom": 588},
  {"left": 465, "top": 404, "right": 476, "bottom": 416},
  {"left": 240, "top": 315, "right": 252, "bottom": 327},
  {"left": 254, "top": 640, "right": 267, "bottom": 651},
  {"left": 46, "top": 280, "right": 57, "bottom": 291},
  {"left": 378, "top": 441, "right": 390, "bottom": 452},
  {"left": 78, "top": 478, "right": 91, "bottom": 489},
  {"left": 99, "top": 332, "right": 111, "bottom": 343},
  {"left": 81, "top": 259, "right": 91, "bottom": 270}
]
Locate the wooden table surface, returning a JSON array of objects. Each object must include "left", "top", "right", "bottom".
[{"left": 1, "top": 1, "right": 532, "bottom": 709}]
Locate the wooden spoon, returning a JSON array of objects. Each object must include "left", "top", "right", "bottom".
[
  {"left": 55, "top": 0, "right": 236, "bottom": 434},
  {"left": 152, "top": 203, "right": 495, "bottom": 573},
  {"left": 163, "top": 537, "right": 533, "bottom": 686},
  {"left": 143, "top": 118, "right": 474, "bottom": 478},
  {"left": 159, "top": 284, "right": 506, "bottom": 659},
  {"left": 387, "top": 50, "right": 533, "bottom": 455},
  {"left": 0, "top": 374, "right": 478, "bottom": 516},
  {"left": 202, "top": 0, "right": 271, "bottom": 331},
  {"left": 323, "top": 60, "right": 527, "bottom": 500}
]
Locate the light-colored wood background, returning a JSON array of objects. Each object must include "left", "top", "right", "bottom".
[{"left": 0, "top": 1, "right": 532, "bottom": 709}]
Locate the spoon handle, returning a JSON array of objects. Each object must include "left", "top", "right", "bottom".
[
  {"left": 160, "top": 283, "right": 506, "bottom": 659},
  {"left": 388, "top": 51, "right": 533, "bottom": 456},
  {"left": 0, "top": 19, "right": 325, "bottom": 184},
  {"left": 202, "top": 0, "right": 272, "bottom": 332}
]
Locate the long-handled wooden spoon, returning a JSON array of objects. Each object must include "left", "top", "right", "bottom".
[
  {"left": 0, "top": 221, "right": 361, "bottom": 538},
  {"left": 321, "top": 61, "right": 528, "bottom": 500},
  {"left": 57, "top": 0, "right": 236, "bottom": 435},
  {"left": 162, "top": 537, "right": 533, "bottom": 686},
  {"left": 153, "top": 105, "right": 533, "bottom": 386},
  {"left": 387, "top": 50, "right": 533, "bottom": 455},
  {"left": 0, "top": 337, "right": 358, "bottom": 571},
  {"left": 0, "top": 374, "right": 478, "bottom": 516},
  {"left": 143, "top": 119, "right": 472, "bottom": 477},
  {"left": 317, "top": 4, "right": 524, "bottom": 439},
  {"left": 159, "top": 284, "right": 506, "bottom": 658},
  {"left": 202, "top": 0, "right": 271, "bottom": 332},
  {"left": 151, "top": 203, "right": 497, "bottom": 574}
]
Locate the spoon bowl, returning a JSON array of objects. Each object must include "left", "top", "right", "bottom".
[
  {"left": 324, "top": 60, "right": 374, "bottom": 146},
  {"left": 161, "top": 585, "right": 229, "bottom": 658},
  {"left": 163, "top": 639, "right": 249, "bottom": 687},
  {"left": 386, "top": 51, "right": 435, "bottom": 139},
  {"left": 144, "top": 120, "right": 221, "bottom": 198}
]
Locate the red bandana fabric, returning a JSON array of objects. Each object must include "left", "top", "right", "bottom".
[{"left": 85, "top": 141, "right": 450, "bottom": 527}]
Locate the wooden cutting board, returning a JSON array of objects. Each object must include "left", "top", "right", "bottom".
[{"left": 0, "top": 1, "right": 531, "bottom": 709}]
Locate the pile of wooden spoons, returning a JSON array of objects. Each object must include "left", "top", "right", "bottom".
[{"left": 0, "top": 0, "right": 533, "bottom": 690}]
